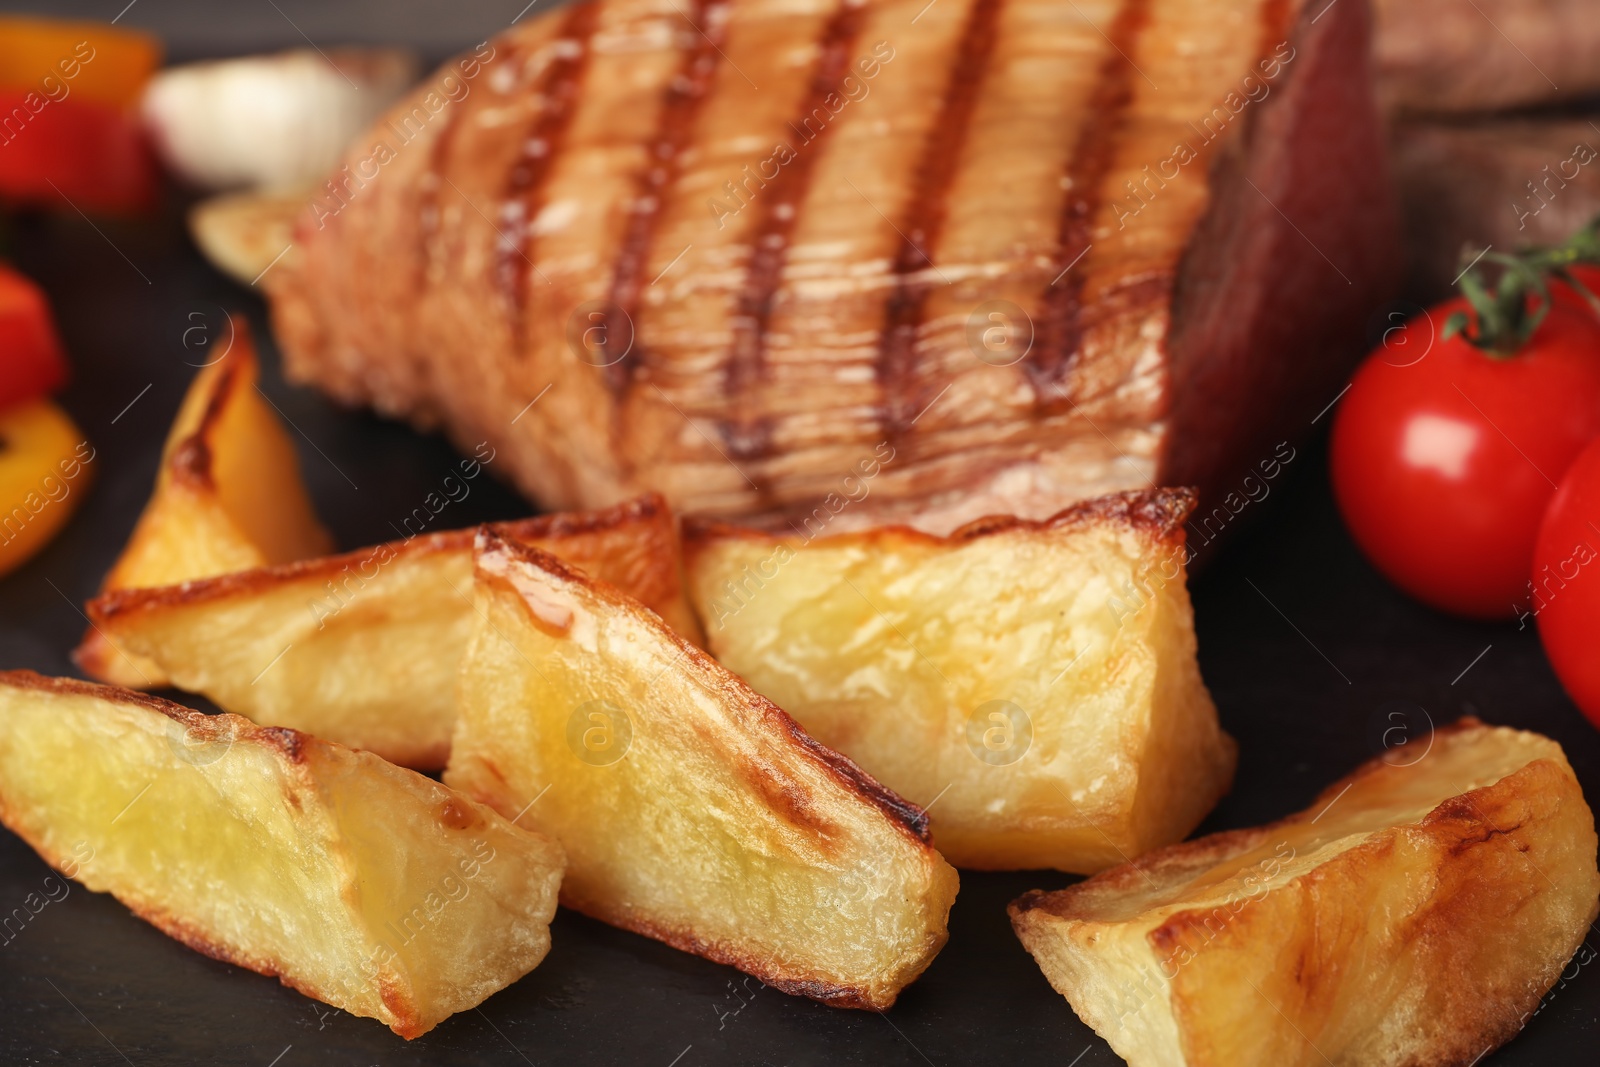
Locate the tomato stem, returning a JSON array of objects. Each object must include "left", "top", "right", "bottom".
[
  {"left": 1449, "top": 214, "right": 1600, "bottom": 357},
  {"left": 1446, "top": 251, "right": 1551, "bottom": 357}
]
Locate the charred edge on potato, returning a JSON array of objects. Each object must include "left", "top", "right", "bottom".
[
  {"left": 167, "top": 355, "right": 245, "bottom": 490},
  {"left": 0, "top": 669, "right": 215, "bottom": 730},
  {"left": 615, "top": 912, "right": 885, "bottom": 1010},
  {"left": 0, "top": 670, "right": 325, "bottom": 765}
]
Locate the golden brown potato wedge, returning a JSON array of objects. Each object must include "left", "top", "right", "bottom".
[
  {"left": 79, "top": 315, "right": 331, "bottom": 687},
  {"left": 85, "top": 495, "right": 701, "bottom": 769},
  {"left": 446, "top": 530, "right": 959, "bottom": 1009},
  {"left": 1009, "top": 720, "right": 1600, "bottom": 1067},
  {"left": 0, "top": 670, "right": 564, "bottom": 1040},
  {"left": 683, "top": 489, "right": 1234, "bottom": 873},
  {"left": 188, "top": 190, "right": 304, "bottom": 286}
]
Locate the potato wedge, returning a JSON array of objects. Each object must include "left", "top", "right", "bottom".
[
  {"left": 683, "top": 489, "right": 1235, "bottom": 873},
  {"left": 79, "top": 315, "right": 331, "bottom": 686},
  {"left": 85, "top": 495, "right": 700, "bottom": 769},
  {"left": 189, "top": 190, "right": 304, "bottom": 286},
  {"left": 0, "top": 670, "right": 564, "bottom": 1039},
  {"left": 1009, "top": 720, "right": 1600, "bottom": 1067},
  {"left": 446, "top": 530, "right": 959, "bottom": 1009}
]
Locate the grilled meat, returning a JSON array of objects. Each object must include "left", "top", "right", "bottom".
[{"left": 268, "top": 0, "right": 1396, "bottom": 533}]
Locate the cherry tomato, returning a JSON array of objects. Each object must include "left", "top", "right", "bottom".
[
  {"left": 1553, "top": 264, "right": 1600, "bottom": 318},
  {"left": 1331, "top": 299, "right": 1600, "bottom": 618},
  {"left": 1533, "top": 437, "right": 1600, "bottom": 729},
  {"left": 0, "top": 264, "right": 69, "bottom": 410}
]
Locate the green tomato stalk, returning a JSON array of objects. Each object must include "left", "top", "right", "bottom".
[{"left": 1445, "top": 214, "right": 1600, "bottom": 357}]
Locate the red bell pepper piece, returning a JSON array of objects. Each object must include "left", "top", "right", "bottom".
[
  {"left": 0, "top": 92, "right": 155, "bottom": 213},
  {"left": 0, "top": 264, "right": 69, "bottom": 411}
]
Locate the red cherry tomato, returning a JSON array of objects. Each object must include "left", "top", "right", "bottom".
[
  {"left": 1331, "top": 298, "right": 1600, "bottom": 618},
  {"left": 1553, "top": 264, "right": 1600, "bottom": 318},
  {"left": 0, "top": 264, "right": 69, "bottom": 410},
  {"left": 1533, "top": 437, "right": 1600, "bottom": 729}
]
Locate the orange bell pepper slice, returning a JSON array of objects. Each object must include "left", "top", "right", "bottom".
[{"left": 0, "top": 18, "right": 161, "bottom": 107}]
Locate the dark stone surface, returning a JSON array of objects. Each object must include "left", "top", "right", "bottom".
[{"left": 0, "top": 3, "right": 1595, "bottom": 1061}]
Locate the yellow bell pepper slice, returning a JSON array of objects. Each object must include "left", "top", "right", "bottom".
[{"left": 0, "top": 400, "right": 94, "bottom": 579}]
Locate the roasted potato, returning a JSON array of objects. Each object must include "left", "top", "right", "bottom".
[
  {"left": 683, "top": 489, "right": 1235, "bottom": 873},
  {"left": 189, "top": 190, "right": 304, "bottom": 286},
  {"left": 86, "top": 495, "right": 700, "bottom": 769},
  {"left": 79, "top": 316, "right": 331, "bottom": 687},
  {"left": 1009, "top": 720, "right": 1600, "bottom": 1067},
  {"left": 0, "top": 670, "right": 564, "bottom": 1039},
  {"left": 446, "top": 530, "right": 959, "bottom": 1009}
]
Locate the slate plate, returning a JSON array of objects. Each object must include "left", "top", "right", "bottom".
[{"left": 0, "top": 5, "right": 1597, "bottom": 1064}]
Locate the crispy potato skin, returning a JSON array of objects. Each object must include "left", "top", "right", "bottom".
[
  {"left": 78, "top": 317, "right": 332, "bottom": 686},
  {"left": 91, "top": 490, "right": 701, "bottom": 643},
  {"left": 0, "top": 670, "right": 564, "bottom": 1039},
  {"left": 448, "top": 531, "right": 959, "bottom": 1009},
  {"left": 81, "top": 494, "right": 699, "bottom": 768},
  {"left": 683, "top": 488, "right": 1234, "bottom": 873},
  {"left": 1009, "top": 720, "right": 1600, "bottom": 1067}
]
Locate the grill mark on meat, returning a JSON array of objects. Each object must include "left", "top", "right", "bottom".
[
  {"left": 495, "top": 1, "right": 602, "bottom": 354},
  {"left": 598, "top": 0, "right": 728, "bottom": 394},
  {"left": 417, "top": 123, "right": 465, "bottom": 286},
  {"left": 719, "top": 0, "right": 869, "bottom": 462},
  {"left": 1027, "top": 0, "right": 1153, "bottom": 403},
  {"left": 414, "top": 44, "right": 521, "bottom": 292},
  {"left": 873, "top": 0, "right": 1006, "bottom": 444}
]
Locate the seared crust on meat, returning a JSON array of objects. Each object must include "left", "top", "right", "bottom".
[{"left": 267, "top": 0, "right": 1395, "bottom": 535}]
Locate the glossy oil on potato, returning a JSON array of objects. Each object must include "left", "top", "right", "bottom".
[
  {"left": 0, "top": 671, "right": 565, "bottom": 1040},
  {"left": 85, "top": 495, "right": 701, "bottom": 769},
  {"left": 1009, "top": 720, "right": 1600, "bottom": 1067},
  {"left": 78, "top": 314, "right": 331, "bottom": 687},
  {"left": 446, "top": 530, "right": 959, "bottom": 1009},
  {"left": 684, "top": 488, "right": 1235, "bottom": 873}
]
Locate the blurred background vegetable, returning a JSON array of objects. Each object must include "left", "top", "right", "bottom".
[
  {"left": 0, "top": 400, "right": 91, "bottom": 579},
  {"left": 0, "top": 17, "right": 160, "bottom": 214},
  {"left": 0, "top": 262, "right": 67, "bottom": 409},
  {"left": 140, "top": 47, "right": 416, "bottom": 192}
]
